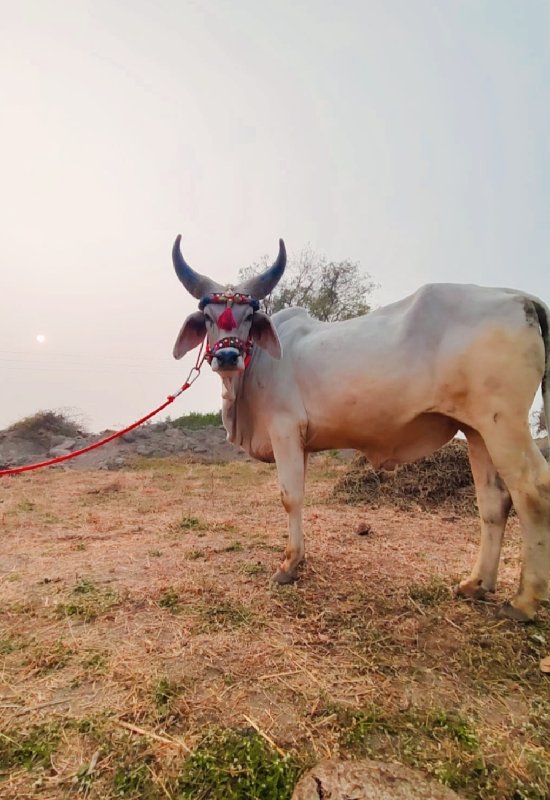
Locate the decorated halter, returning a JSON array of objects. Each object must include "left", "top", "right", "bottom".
[{"left": 199, "top": 287, "right": 260, "bottom": 365}]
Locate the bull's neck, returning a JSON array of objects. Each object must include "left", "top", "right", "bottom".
[{"left": 221, "top": 374, "right": 244, "bottom": 444}]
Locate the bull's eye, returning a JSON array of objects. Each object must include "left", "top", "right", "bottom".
[{"left": 244, "top": 313, "right": 254, "bottom": 323}]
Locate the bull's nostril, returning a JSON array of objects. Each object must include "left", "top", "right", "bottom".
[{"left": 216, "top": 347, "right": 240, "bottom": 367}]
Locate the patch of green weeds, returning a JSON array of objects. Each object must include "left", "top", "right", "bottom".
[
  {"left": 57, "top": 579, "right": 119, "bottom": 622},
  {"left": 186, "top": 549, "right": 205, "bottom": 560},
  {"left": 224, "top": 541, "right": 244, "bottom": 553},
  {"left": 176, "top": 727, "right": 299, "bottom": 800},
  {"left": 72, "top": 542, "right": 87, "bottom": 551},
  {"left": 171, "top": 410, "right": 222, "bottom": 430},
  {"left": 16, "top": 499, "right": 35, "bottom": 512},
  {"left": 324, "top": 702, "right": 533, "bottom": 798},
  {"left": 0, "top": 723, "right": 60, "bottom": 771},
  {"left": 113, "top": 761, "right": 154, "bottom": 796},
  {"left": 242, "top": 563, "right": 266, "bottom": 576},
  {"left": 26, "top": 640, "right": 74, "bottom": 674},
  {"left": 176, "top": 515, "right": 207, "bottom": 532},
  {"left": 153, "top": 677, "right": 181, "bottom": 718},
  {"left": 197, "top": 600, "right": 254, "bottom": 632},
  {"left": 148, "top": 549, "right": 162, "bottom": 558},
  {"left": 0, "top": 635, "right": 19, "bottom": 655},
  {"left": 212, "top": 521, "right": 238, "bottom": 534},
  {"left": 72, "top": 760, "right": 96, "bottom": 794},
  {"left": 159, "top": 587, "right": 181, "bottom": 613},
  {"left": 81, "top": 649, "right": 108, "bottom": 673},
  {"left": 72, "top": 578, "right": 97, "bottom": 594},
  {"left": 40, "top": 511, "right": 61, "bottom": 524},
  {"left": 409, "top": 578, "right": 451, "bottom": 608},
  {"left": 272, "top": 586, "right": 310, "bottom": 619}
]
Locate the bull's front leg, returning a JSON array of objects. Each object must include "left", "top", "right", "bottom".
[{"left": 270, "top": 426, "right": 308, "bottom": 584}]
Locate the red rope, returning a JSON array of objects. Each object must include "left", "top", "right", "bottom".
[{"left": 0, "top": 343, "right": 206, "bottom": 478}]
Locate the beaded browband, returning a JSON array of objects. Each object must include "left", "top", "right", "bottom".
[{"left": 198, "top": 290, "right": 260, "bottom": 311}]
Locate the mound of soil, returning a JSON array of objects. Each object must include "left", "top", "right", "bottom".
[
  {"left": 333, "top": 440, "right": 478, "bottom": 514},
  {"left": 0, "top": 419, "right": 248, "bottom": 471}
]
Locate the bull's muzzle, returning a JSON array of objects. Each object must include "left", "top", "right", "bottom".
[
  {"left": 212, "top": 347, "right": 242, "bottom": 372},
  {"left": 206, "top": 336, "right": 253, "bottom": 374}
]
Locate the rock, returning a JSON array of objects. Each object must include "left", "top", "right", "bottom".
[
  {"left": 292, "top": 759, "right": 462, "bottom": 800},
  {"left": 49, "top": 446, "right": 72, "bottom": 458},
  {"left": 50, "top": 434, "right": 69, "bottom": 447},
  {"left": 121, "top": 432, "right": 137, "bottom": 443},
  {"left": 107, "top": 457, "right": 126, "bottom": 470},
  {"left": 58, "top": 438, "right": 76, "bottom": 451}
]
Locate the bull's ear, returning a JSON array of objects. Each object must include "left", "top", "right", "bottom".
[
  {"left": 173, "top": 312, "right": 206, "bottom": 359},
  {"left": 250, "top": 312, "right": 282, "bottom": 359}
]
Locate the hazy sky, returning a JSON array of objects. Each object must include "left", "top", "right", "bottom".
[{"left": 1, "top": 0, "right": 549, "bottom": 431}]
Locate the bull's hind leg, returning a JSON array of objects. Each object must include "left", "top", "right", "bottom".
[
  {"left": 479, "top": 421, "right": 550, "bottom": 621},
  {"left": 270, "top": 425, "right": 308, "bottom": 584},
  {"left": 457, "top": 428, "right": 512, "bottom": 600}
]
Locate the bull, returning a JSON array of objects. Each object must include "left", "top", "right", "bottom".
[{"left": 171, "top": 235, "right": 550, "bottom": 622}]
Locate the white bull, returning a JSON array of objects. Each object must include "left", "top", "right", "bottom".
[{"left": 171, "top": 236, "right": 550, "bottom": 622}]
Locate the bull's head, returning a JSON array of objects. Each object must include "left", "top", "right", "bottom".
[{"left": 171, "top": 236, "right": 286, "bottom": 375}]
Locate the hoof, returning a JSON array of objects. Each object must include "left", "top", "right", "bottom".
[
  {"left": 272, "top": 569, "right": 297, "bottom": 585},
  {"left": 455, "top": 581, "right": 492, "bottom": 601},
  {"left": 497, "top": 601, "right": 535, "bottom": 623}
]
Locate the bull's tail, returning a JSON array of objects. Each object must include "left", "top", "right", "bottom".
[{"left": 533, "top": 299, "right": 550, "bottom": 438}]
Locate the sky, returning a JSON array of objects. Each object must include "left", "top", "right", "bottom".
[{"left": 1, "top": 0, "right": 549, "bottom": 432}]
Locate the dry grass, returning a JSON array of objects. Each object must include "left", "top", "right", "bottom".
[
  {"left": 6, "top": 410, "right": 85, "bottom": 439},
  {"left": 0, "top": 455, "right": 548, "bottom": 799},
  {"left": 333, "top": 440, "right": 478, "bottom": 513}
]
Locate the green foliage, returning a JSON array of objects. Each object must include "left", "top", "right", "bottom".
[
  {"left": 26, "top": 640, "right": 74, "bottom": 674},
  {"left": 16, "top": 499, "right": 35, "bottom": 512},
  {"left": 176, "top": 515, "right": 207, "bottom": 531},
  {"left": 408, "top": 578, "right": 451, "bottom": 608},
  {"left": 240, "top": 245, "right": 376, "bottom": 322},
  {"left": 171, "top": 411, "right": 222, "bottom": 430},
  {"left": 176, "top": 727, "right": 299, "bottom": 800},
  {"left": 197, "top": 600, "right": 255, "bottom": 631},
  {"left": 57, "top": 580, "right": 119, "bottom": 622},
  {"left": 186, "top": 548, "right": 205, "bottom": 560},
  {"left": 154, "top": 677, "right": 181, "bottom": 717},
  {"left": 0, "top": 724, "right": 60, "bottom": 771},
  {"left": 224, "top": 541, "right": 244, "bottom": 552},
  {"left": 113, "top": 762, "right": 152, "bottom": 796},
  {"left": 325, "top": 703, "right": 501, "bottom": 796},
  {"left": 159, "top": 587, "right": 181, "bottom": 612}
]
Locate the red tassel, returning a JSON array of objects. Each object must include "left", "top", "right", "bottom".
[{"left": 218, "top": 307, "right": 237, "bottom": 331}]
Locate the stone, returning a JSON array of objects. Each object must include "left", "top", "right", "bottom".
[
  {"left": 49, "top": 446, "right": 72, "bottom": 458},
  {"left": 291, "top": 759, "right": 462, "bottom": 800}
]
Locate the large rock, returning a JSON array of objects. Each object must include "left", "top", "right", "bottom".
[{"left": 292, "top": 759, "right": 462, "bottom": 800}]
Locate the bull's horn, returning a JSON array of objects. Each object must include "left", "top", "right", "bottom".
[
  {"left": 172, "top": 235, "right": 223, "bottom": 299},
  {"left": 236, "top": 239, "right": 287, "bottom": 299}
]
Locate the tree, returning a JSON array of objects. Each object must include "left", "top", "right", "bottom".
[{"left": 239, "top": 246, "right": 376, "bottom": 322}]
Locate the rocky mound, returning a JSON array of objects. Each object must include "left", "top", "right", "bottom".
[{"left": 0, "top": 413, "right": 247, "bottom": 472}]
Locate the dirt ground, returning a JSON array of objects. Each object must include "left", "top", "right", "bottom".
[{"left": 1, "top": 455, "right": 549, "bottom": 799}]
